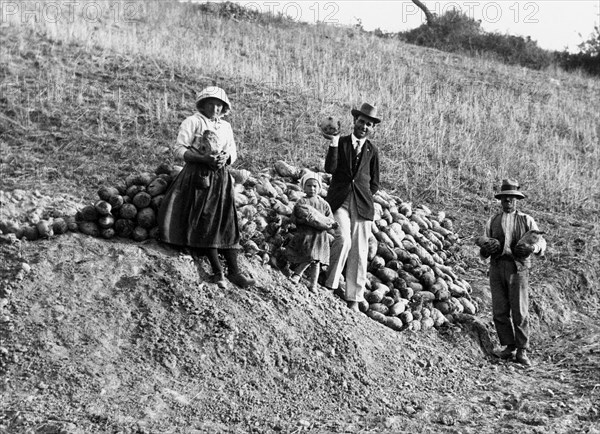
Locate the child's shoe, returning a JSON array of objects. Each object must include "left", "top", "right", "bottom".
[{"left": 307, "top": 263, "right": 319, "bottom": 292}]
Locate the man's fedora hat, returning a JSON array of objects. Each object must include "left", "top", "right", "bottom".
[
  {"left": 351, "top": 103, "right": 381, "bottom": 124},
  {"left": 495, "top": 179, "right": 526, "bottom": 199}
]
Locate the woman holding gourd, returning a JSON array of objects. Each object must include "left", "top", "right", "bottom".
[{"left": 158, "top": 86, "right": 255, "bottom": 288}]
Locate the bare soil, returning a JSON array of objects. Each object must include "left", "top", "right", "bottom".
[{"left": 0, "top": 208, "right": 598, "bottom": 433}]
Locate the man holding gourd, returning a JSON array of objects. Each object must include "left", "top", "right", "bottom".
[
  {"left": 479, "top": 179, "right": 546, "bottom": 367},
  {"left": 320, "top": 103, "right": 381, "bottom": 312}
]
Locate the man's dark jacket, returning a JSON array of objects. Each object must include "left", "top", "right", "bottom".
[{"left": 324, "top": 135, "right": 380, "bottom": 220}]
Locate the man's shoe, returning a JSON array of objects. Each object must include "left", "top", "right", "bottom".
[
  {"left": 497, "top": 346, "right": 516, "bottom": 359},
  {"left": 347, "top": 301, "right": 359, "bottom": 312},
  {"left": 516, "top": 349, "right": 532, "bottom": 367},
  {"left": 228, "top": 272, "right": 255, "bottom": 288}
]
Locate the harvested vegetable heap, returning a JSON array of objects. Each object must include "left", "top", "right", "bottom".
[{"left": 0, "top": 160, "right": 477, "bottom": 333}]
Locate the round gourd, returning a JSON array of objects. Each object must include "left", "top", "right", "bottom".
[
  {"left": 98, "top": 215, "right": 115, "bottom": 229},
  {"left": 4, "top": 221, "right": 21, "bottom": 235},
  {"left": 399, "top": 311, "right": 413, "bottom": 326},
  {"left": 433, "top": 300, "right": 454, "bottom": 315},
  {"left": 108, "top": 195, "right": 124, "bottom": 210},
  {"left": 114, "top": 219, "right": 135, "bottom": 238},
  {"left": 421, "top": 317, "right": 435, "bottom": 330},
  {"left": 146, "top": 177, "right": 168, "bottom": 197},
  {"left": 155, "top": 163, "right": 173, "bottom": 175},
  {"left": 132, "top": 226, "right": 148, "bottom": 242},
  {"left": 125, "top": 174, "right": 139, "bottom": 187},
  {"left": 80, "top": 205, "right": 99, "bottom": 222},
  {"left": 369, "top": 303, "right": 389, "bottom": 315},
  {"left": 157, "top": 173, "right": 172, "bottom": 185},
  {"left": 94, "top": 200, "right": 112, "bottom": 216},
  {"left": 52, "top": 218, "right": 68, "bottom": 235},
  {"left": 119, "top": 203, "right": 138, "bottom": 220},
  {"left": 101, "top": 228, "right": 115, "bottom": 239},
  {"left": 136, "top": 172, "right": 154, "bottom": 186},
  {"left": 114, "top": 182, "right": 127, "bottom": 195},
  {"left": 132, "top": 192, "right": 152, "bottom": 209},
  {"left": 65, "top": 216, "right": 78, "bottom": 232},
  {"left": 22, "top": 225, "right": 39, "bottom": 241},
  {"left": 419, "top": 271, "right": 436, "bottom": 289},
  {"left": 385, "top": 316, "right": 404, "bottom": 331},
  {"left": 369, "top": 255, "right": 385, "bottom": 270},
  {"left": 136, "top": 207, "right": 156, "bottom": 229},
  {"left": 412, "top": 290, "right": 435, "bottom": 302},
  {"left": 151, "top": 194, "right": 165, "bottom": 210},
  {"left": 375, "top": 267, "right": 397, "bottom": 284},
  {"left": 97, "top": 186, "right": 120, "bottom": 201},
  {"left": 376, "top": 243, "right": 397, "bottom": 262},
  {"left": 366, "top": 309, "right": 387, "bottom": 324},
  {"left": 126, "top": 185, "right": 144, "bottom": 198},
  {"left": 318, "top": 115, "right": 341, "bottom": 136},
  {"left": 389, "top": 301, "right": 408, "bottom": 316},
  {"left": 36, "top": 220, "right": 53, "bottom": 238},
  {"left": 148, "top": 227, "right": 160, "bottom": 239},
  {"left": 78, "top": 221, "right": 100, "bottom": 237},
  {"left": 381, "top": 296, "right": 395, "bottom": 307}
]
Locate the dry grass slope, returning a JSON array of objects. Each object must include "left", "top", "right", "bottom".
[{"left": 1, "top": 0, "right": 599, "bottom": 214}]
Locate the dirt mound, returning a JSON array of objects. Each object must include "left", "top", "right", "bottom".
[{"left": 1, "top": 230, "right": 599, "bottom": 433}]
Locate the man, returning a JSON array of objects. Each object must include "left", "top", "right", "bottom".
[
  {"left": 322, "top": 103, "right": 381, "bottom": 312},
  {"left": 479, "top": 179, "right": 546, "bottom": 367}
]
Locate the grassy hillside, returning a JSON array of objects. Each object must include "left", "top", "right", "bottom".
[
  {"left": 1, "top": 1, "right": 599, "bottom": 432},
  {"left": 2, "top": 0, "right": 599, "bottom": 214}
]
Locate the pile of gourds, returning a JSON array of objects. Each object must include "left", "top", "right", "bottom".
[{"left": 0, "top": 160, "right": 477, "bottom": 332}]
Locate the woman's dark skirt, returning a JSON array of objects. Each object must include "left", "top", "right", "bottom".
[{"left": 158, "top": 162, "right": 240, "bottom": 249}]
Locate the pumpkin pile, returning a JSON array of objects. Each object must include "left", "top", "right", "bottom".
[
  {"left": 0, "top": 160, "right": 476, "bottom": 333},
  {"left": 75, "top": 164, "right": 180, "bottom": 241},
  {"left": 235, "top": 160, "right": 477, "bottom": 332}
]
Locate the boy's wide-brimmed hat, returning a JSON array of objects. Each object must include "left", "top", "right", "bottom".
[
  {"left": 195, "top": 86, "right": 231, "bottom": 114},
  {"left": 495, "top": 179, "right": 527, "bottom": 199},
  {"left": 351, "top": 103, "right": 381, "bottom": 124}
]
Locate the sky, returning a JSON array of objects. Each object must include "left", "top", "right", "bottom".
[{"left": 220, "top": 1, "right": 600, "bottom": 52}]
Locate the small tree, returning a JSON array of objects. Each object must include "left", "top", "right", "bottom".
[{"left": 578, "top": 25, "right": 600, "bottom": 56}]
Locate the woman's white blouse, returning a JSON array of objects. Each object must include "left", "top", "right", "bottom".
[{"left": 173, "top": 112, "right": 237, "bottom": 164}]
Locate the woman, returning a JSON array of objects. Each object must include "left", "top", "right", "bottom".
[{"left": 158, "top": 86, "right": 255, "bottom": 288}]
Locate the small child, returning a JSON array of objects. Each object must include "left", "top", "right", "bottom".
[{"left": 286, "top": 172, "right": 337, "bottom": 292}]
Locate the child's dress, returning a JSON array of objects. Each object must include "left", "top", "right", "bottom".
[{"left": 286, "top": 195, "right": 333, "bottom": 266}]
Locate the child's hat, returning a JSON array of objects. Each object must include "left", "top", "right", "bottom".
[{"left": 299, "top": 171, "right": 322, "bottom": 190}]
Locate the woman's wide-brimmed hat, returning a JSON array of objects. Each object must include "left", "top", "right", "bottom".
[
  {"left": 351, "top": 102, "right": 381, "bottom": 124},
  {"left": 195, "top": 86, "right": 231, "bottom": 115},
  {"left": 495, "top": 179, "right": 527, "bottom": 199}
]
